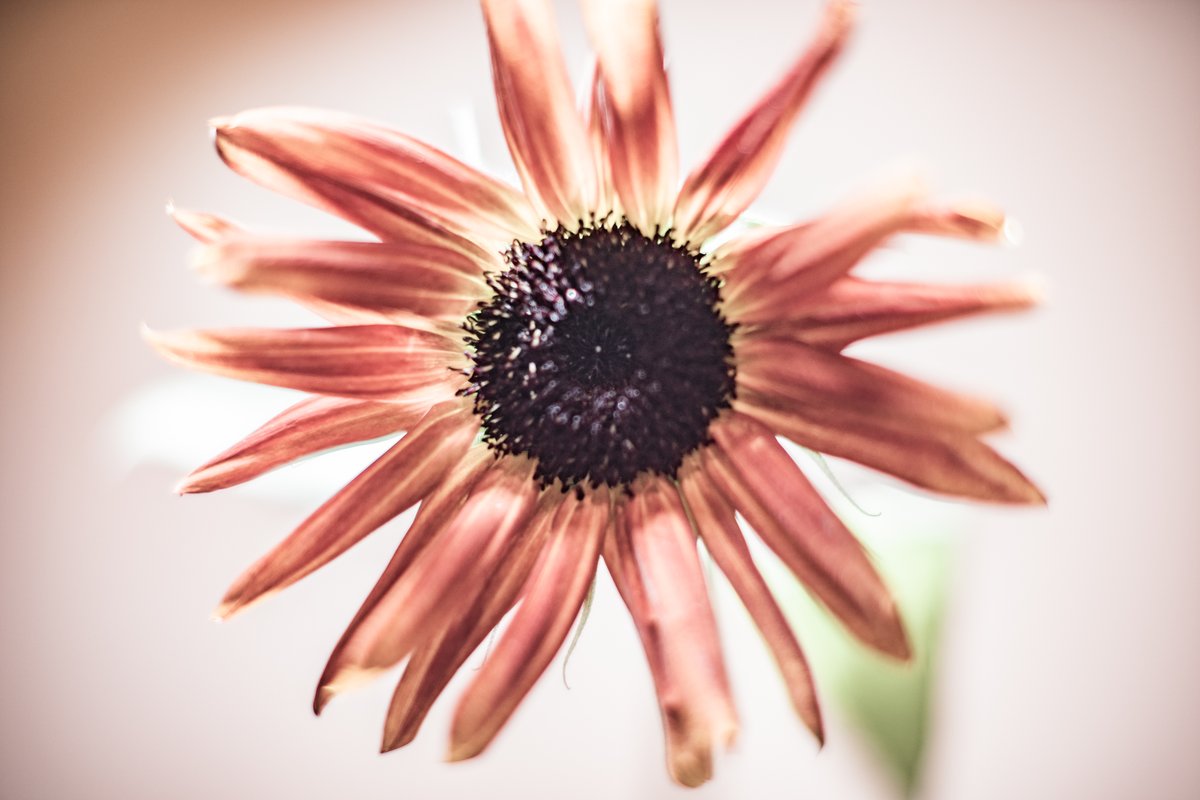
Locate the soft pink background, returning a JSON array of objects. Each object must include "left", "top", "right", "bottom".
[{"left": 2, "top": 1, "right": 1197, "bottom": 798}]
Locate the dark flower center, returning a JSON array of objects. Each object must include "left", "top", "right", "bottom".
[{"left": 464, "top": 221, "right": 736, "bottom": 489}]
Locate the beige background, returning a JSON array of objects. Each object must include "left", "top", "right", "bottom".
[{"left": 2, "top": 0, "right": 1197, "bottom": 798}]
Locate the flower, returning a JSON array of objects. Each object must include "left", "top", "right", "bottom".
[{"left": 145, "top": 0, "right": 1043, "bottom": 787}]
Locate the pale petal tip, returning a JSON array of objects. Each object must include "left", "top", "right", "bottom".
[
  {"left": 208, "top": 114, "right": 234, "bottom": 133},
  {"left": 1002, "top": 215, "right": 1025, "bottom": 247},
  {"left": 444, "top": 738, "right": 482, "bottom": 764}
]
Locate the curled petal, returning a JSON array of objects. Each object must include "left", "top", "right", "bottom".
[
  {"left": 706, "top": 412, "right": 911, "bottom": 659},
  {"left": 679, "top": 458, "right": 822, "bottom": 741},
  {"left": 193, "top": 238, "right": 489, "bottom": 322},
  {"left": 735, "top": 333, "right": 1006, "bottom": 434},
  {"left": 482, "top": 0, "right": 596, "bottom": 226},
  {"left": 582, "top": 0, "right": 677, "bottom": 233},
  {"left": 448, "top": 488, "right": 609, "bottom": 760},
  {"left": 316, "top": 459, "right": 539, "bottom": 700},
  {"left": 774, "top": 277, "right": 1042, "bottom": 350},
  {"left": 380, "top": 493, "right": 562, "bottom": 751},
  {"left": 735, "top": 394, "right": 1046, "bottom": 505},
  {"left": 216, "top": 402, "right": 478, "bottom": 618},
  {"left": 178, "top": 396, "right": 418, "bottom": 494},
  {"left": 212, "top": 107, "right": 536, "bottom": 249},
  {"left": 604, "top": 480, "right": 737, "bottom": 788},
  {"left": 142, "top": 324, "right": 465, "bottom": 401},
  {"left": 672, "top": 0, "right": 856, "bottom": 244}
]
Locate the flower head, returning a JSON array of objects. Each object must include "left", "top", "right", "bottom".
[{"left": 147, "top": 0, "right": 1043, "bottom": 787}]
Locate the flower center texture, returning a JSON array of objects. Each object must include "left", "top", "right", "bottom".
[{"left": 464, "top": 221, "right": 736, "bottom": 489}]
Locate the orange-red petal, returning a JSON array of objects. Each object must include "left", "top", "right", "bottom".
[
  {"left": 192, "top": 238, "right": 489, "bottom": 323},
  {"left": 178, "top": 396, "right": 418, "bottom": 494},
  {"left": 211, "top": 107, "right": 536, "bottom": 250},
  {"left": 380, "top": 492, "right": 561, "bottom": 751},
  {"left": 604, "top": 480, "right": 737, "bottom": 787},
  {"left": 582, "top": 0, "right": 677, "bottom": 233},
  {"left": 735, "top": 394, "right": 1045, "bottom": 505},
  {"left": 679, "top": 459, "right": 823, "bottom": 741},
  {"left": 481, "top": 0, "right": 596, "bottom": 227},
  {"left": 672, "top": 0, "right": 856, "bottom": 244},
  {"left": 315, "top": 459, "right": 539, "bottom": 700},
  {"left": 770, "top": 276, "right": 1042, "bottom": 350},
  {"left": 706, "top": 412, "right": 911, "bottom": 660},
  {"left": 141, "top": 324, "right": 465, "bottom": 401},
  {"left": 735, "top": 333, "right": 1007, "bottom": 435},
  {"left": 215, "top": 402, "right": 478, "bottom": 618},
  {"left": 448, "top": 488, "right": 608, "bottom": 760}
]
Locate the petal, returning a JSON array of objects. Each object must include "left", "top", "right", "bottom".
[
  {"left": 772, "top": 276, "right": 1042, "bottom": 350},
  {"left": 582, "top": 0, "right": 677, "bottom": 233},
  {"left": 315, "top": 446, "right": 495, "bottom": 714},
  {"left": 678, "top": 458, "right": 823, "bottom": 741},
  {"left": 718, "top": 177, "right": 923, "bottom": 322},
  {"left": 192, "top": 238, "right": 489, "bottom": 322},
  {"left": 212, "top": 117, "right": 495, "bottom": 264},
  {"left": 905, "top": 198, "right": 1007, "bottom": 242},
  {"left": 735, "top": 333, "right": 1007, "bottom": 435},
  {"left": 380, "top": 493, "right": 562, "bottom": 751},
  {"left": 735, "top": 393, "right": 1046, "bottom": 505},
  {"left": 583, "top": 63, "right": 616, "bottom": 216},
  {"left": 178, "top": 396, "right": 418, "bottom": 494},
  {"left": 481, "top": 0, "right": 596, "bottom": 226},
  {"left": 168, "top": 205, "right": 245, "bottom": 243},
  {"left": 212, "top": 107, "right": 536, "bottom": 249},
  {"left": 142, "top": 324, "right": 465, "bottom": 401},
  {"left": 672, "top": 0, "right": 856, "bottom": 244},
  {"left": 315, "top": 458, "right": 540, "bottom": 699},
  {"left": 448, "top": 488, "right": 609, "bottom": 760},
  {"left": 603, "top": 479, "right": 738, "bottom": 788},
  {"left": 215, "top": 402, "right": 479, "bottom": 618},
  {"left": 706, "top": 412, "right": 911, "bottom": 659}
]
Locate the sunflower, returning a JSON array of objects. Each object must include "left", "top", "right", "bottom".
[{"left": 146, "top": 0, "right": 1043, "bottom": 787}]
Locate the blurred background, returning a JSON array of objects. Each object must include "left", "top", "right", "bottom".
[{"left": 2, "top": 0, "right": 1197, "bottom": 797}]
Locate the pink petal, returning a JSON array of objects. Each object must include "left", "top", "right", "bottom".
[
  {"left": 192, "top": 238, "right": 489, "bottom": 322},
  {"left": 315, "top": 447, "right": 495, "bottom": 714},
  {"left": 905, "top": 198, "right": 1007, "bottom": 242},
  {"left": 315, "top": 459, "right": 540, "bottom": 700},
  {"left": 718, "top": 178, "right": 922, "bottom": 322},
  {"left": 168, "top": 206, "right": 245, "bottom": 243},
  {"left": 142, "top": 324, "right": 465, "bottom": 401},
  {"left": 380, "top": 494, "right": 562, "bottom": 751},
  {"left": 706, "top": 412, "right": 911, "bottom": 659},
  {"left": 735, "top": 333, "right": 1007, "bottom": 435},
  {"left": 178, "top": 396, "right": 419, "bottom": 494},
  {"left": 212, "top": 119, "right": 495, "bottom": 265},
  {"left": 212, "top": 107, "right": 537, "bottom": 249},
  {"left": 604, "top": 480, "right": 737, "bottom": 788},
  {"left": 678, "top": 458, "right": 823, "bottom": 741},
  {"left": 583, "top": 63, "right": 616, "bottom": 216},
  {"left": 448, "top": 488, "right": 609, "bottom": 760},
  {"left": 672, "top": 0, "right": 856, "bottom": 244},
  {"left": 482, "top": 0, "right": 597, "bottom": 226},
  {"left": 772, "top": 276, "right": 1042, "bottom": 350},
  {"left": 582, "top": 0, "right": 677, "bottom": 233},
  {"left": 735, "top": 393, "right": 1046, "bottom": 505},
  {"left": 215, "top": 403, "right": 479, "bottom": 618}
]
